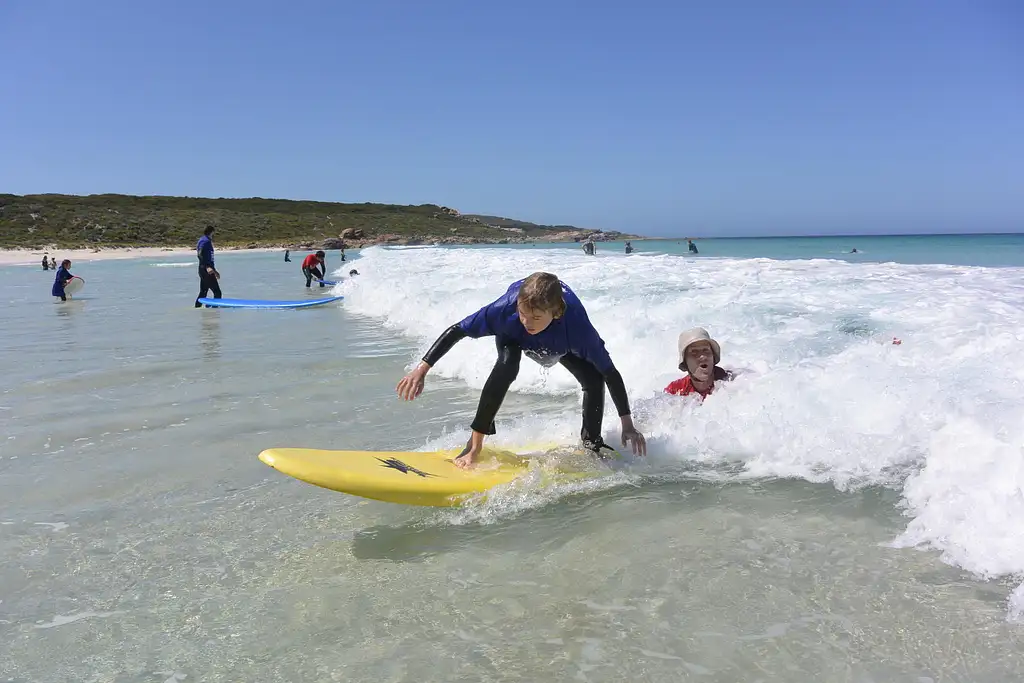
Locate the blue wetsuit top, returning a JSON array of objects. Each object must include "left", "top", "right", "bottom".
[
  {"left": 197, "top": 235, "right": 215, "bottom": 269},
  {"left": 456, "top": 280, "right": 614, "bottom": 372},
  {"left": 422, "top": 279, "right": 631, "bottom": 416},
  {"left": 51, "top": 266, "right": 73, "bottom": 296}
]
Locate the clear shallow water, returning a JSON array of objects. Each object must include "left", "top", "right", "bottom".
[{"left": 2, "top": 242, "right": 1024, "bottom": 682}]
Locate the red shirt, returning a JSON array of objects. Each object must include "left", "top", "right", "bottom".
[
  {"left": 302, "top": 254, "right": 322, "bottom": 269},
  {"left": 664, "top": 367, "right": 731, "bottom": 398}
]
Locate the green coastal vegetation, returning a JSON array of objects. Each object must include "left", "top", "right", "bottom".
[{"left": 0, "top": 193, "right": 636, "bottom": 249}]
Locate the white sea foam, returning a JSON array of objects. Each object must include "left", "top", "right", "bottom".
[{"left": 337, "top": 246, "right": 1024, "bottom": 618}]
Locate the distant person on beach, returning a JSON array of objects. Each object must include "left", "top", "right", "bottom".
[
  {"left": 51, "top": 259, "right": 75, "bottom": 302},
  {"left": 665, "top": 328, "right": 734, "bottom": 399},
  {"left": 340, "top": 246, "right": 346, "bottom": 262},
  {"left": 688, "top": 240, "right": 699, "bottom": 254},
  {"left": 284, "top": 249, "right": 291, "bottom": 262},
  {"left": 396, "top": 272, "right": 647, "bottom": 468},
  {"left": 625, "top": 241, "right": 634, "bottom": 254},
  {"left": 41, "top": 254, "right": 49, "bottom": 271},
  {"left": 194, "top": 225, "right": 221, "bottom": 308},
  {"left": 51, "top": 257, "right": 56, "bottom": 269},
  {"left": 302, "top": 251, "right": 326, "bottom": 287},
  {"left": 582, "top": 238, "right": 596, "bottom": 256}
]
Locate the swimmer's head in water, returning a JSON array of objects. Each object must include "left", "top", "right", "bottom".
[
  {"left": 678, "top": 328, "right": 721, "bottom": 380},
  {"left": 517, "top": 272, "right": 565, "bottom": 334},
  {"left": 349, "top": 269, "right": 359, "bottom": 276}
]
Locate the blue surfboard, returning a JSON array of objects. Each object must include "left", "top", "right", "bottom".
[
  {"left": 318, "top": 279, "right": 338, "bottom": 286},
  {"left": 197, "top": 296, "right": 344, "bottom": 309}
]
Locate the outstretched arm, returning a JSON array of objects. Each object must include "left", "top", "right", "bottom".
[
  {"left": 422, "top": 324, "right": 467, "bottom": 367},
  {"left": 397, "top": 325, "right": 468, "bottom": 401},
  {"left": 597, "top": 365, "right": 646, "bottom": 456}
]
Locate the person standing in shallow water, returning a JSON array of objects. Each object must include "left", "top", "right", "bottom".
[
  {"left": 302, "top": 250, "right": 326, "bottom": 287},
  {"left": 51, "top": 259, "right": 75, "bottom": 302},
  {"left": 41, "top": 254, "right": 49, "bottom": 271},
  {"left": 194, "top": 225, "right": 221, "bottom": 308}
]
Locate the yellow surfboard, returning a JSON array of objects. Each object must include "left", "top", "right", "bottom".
[{"left": 257, "top": 445, "right": 617, "bottom": 507}]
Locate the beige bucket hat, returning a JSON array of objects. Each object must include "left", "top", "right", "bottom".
[{"left": 678, "top": 327, "right": 721, "bottom": 371}]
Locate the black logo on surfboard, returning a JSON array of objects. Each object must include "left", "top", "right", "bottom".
[{"left": 377, "top": 457, "right": 437, "bottom": 478}]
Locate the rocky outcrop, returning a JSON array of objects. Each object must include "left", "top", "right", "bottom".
[{"left": 340, "top": 227, "right": 364, "bottom": 240}]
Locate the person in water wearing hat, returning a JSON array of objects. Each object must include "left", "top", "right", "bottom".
[
  {"left": 396, "top": 272, "right": 647, "bottom": 468},
  {"left": 302, "top": 250, "right": 327, "bottom": 287},
  {"left": 665, "top": 328, "right": 733, "bottom": 398}
]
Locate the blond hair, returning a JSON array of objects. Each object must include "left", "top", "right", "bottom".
[{"left": 517, "top": 272, "right": 566, "bottom": 318}]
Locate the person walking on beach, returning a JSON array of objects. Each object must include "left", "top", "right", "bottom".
[
  {"left": 194, "top": 225, "right": 221, "bottom": 308},
  {"left": 396, "top": 272, "right": 647, "bottom": 468}
]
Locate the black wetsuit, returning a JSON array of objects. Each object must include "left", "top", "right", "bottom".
[
  {"left": 303, "top": 266, "right": 324, "bottom": 287},
  {"left": 195, "top": 234, "right": 221, "bottom": 307}
]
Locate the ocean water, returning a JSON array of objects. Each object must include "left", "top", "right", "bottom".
[
  {"left": 517, "top": 232, "right": 1024, "bottom": 268},
  {"left": 2, "top": 236, "right": 1024, "bottom": 682}
]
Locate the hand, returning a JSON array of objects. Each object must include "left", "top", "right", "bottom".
[
  {"left": 396, "top": 362, "right": 430, "bottom": 401},
  {"left": 620, "top": 415, "right": 647, "bottom": 456},
  {"left": 453, "top": 432, "right": 485, "bottom": 470}
]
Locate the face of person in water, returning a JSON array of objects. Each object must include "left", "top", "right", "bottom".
[
  {"left": 517, "top": 305, "right": 555, "bottom": 335},
  {"left": 685, "top": 341, "right": 714, "bottom": 381}
]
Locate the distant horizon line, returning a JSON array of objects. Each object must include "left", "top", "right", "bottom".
[{"left": 637, "top": 231, "right": 1024, "bottom": 240}]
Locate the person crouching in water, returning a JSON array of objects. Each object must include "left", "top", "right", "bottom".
[
  {"left": 665, "top": 328, "right": 733, "bottom": 398},
  {"left": 302, "top": 250, "right": 326, "bottom": 287},
  {"left": 52, "top": 259, "right": 74, "bottom": 302},
  {"left": 396, "top": 272, "right": 647, "bottom": 468}
]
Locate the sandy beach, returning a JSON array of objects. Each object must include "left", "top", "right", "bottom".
[{"left": 0, "top": 245, "right": 284, "bottom": 267}]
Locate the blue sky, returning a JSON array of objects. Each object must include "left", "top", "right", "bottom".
[{"left": 1, "top": 0, "right": 1021, "bottom": 236}]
